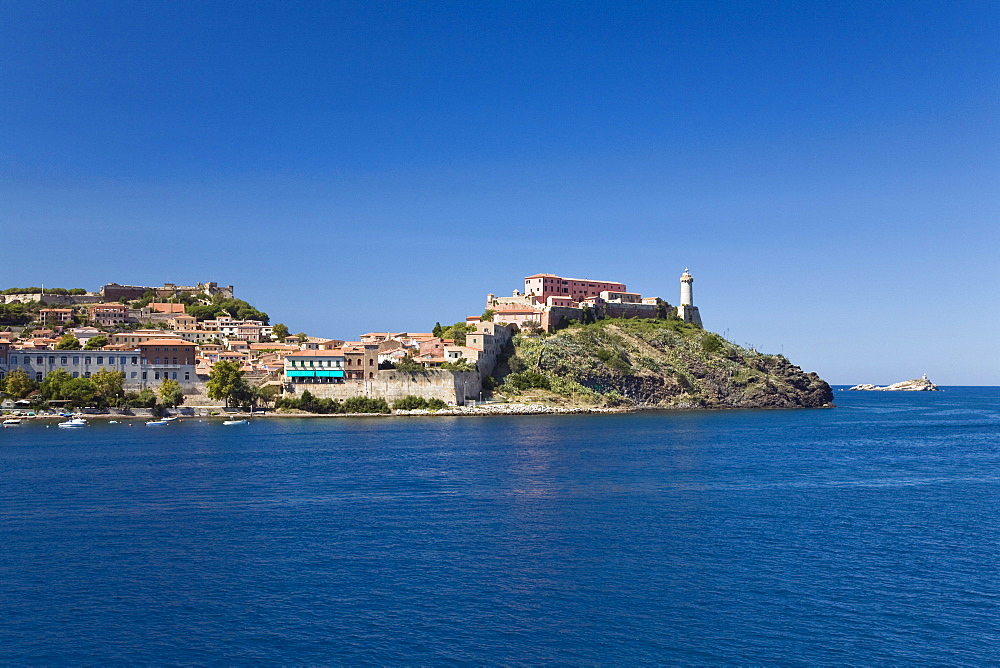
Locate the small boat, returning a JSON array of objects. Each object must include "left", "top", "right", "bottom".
[
  {"left": 109, "top": 420, "right": 119, "bottom": 424},
  {"left": 162, "top": 416, "right": 179, "bottom": 422},
  {"left": 57, "top": 418, "right": 88, "bottom": 428},
  {"left": 145, "top": 420, "right": 168, "bottom": 427},
  {"left": 2, "top": 418, "right": 22, "bottom": 425},
  {"left": 222, "top": 419, "right": 248, "bottom": 426}
]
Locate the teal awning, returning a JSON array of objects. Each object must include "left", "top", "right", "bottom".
[{"left": 286, "top": 369, "right": 344, "bottom": 378}]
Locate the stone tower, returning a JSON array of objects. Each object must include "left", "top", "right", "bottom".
[{"left": 676, "top": 268, "right": 703, "bottom": 328}]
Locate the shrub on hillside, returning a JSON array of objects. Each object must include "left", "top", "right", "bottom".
[{"left": 502, "top": 371, "right": 551, "bottom": 392}]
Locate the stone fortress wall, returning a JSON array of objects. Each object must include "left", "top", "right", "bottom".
[
  {"left": 0, "top": 293, "right": 102, "bottom": 305},
  {"left": 282, "top": 370, "right": 482, "bottom": 406}
]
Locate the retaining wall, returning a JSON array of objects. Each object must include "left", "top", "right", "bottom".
[{"left": 282, "top": 370, "right": 481, "bottom": 405}]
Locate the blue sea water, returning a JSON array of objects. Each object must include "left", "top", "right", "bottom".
[{"left": 2, "top": 387, "right": 999, "bottom": 665}]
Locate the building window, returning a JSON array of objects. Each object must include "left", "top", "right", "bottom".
[
  {"left": 48, "top": 356, "right": 55, "bottom": 364},
  {"left": 172, "top": 358, "right": 177, "bottom": 365},
  {"left": 10, "top": 356, "right": 16, "bottom": 364},
  {"left": 184, "top": 372, "right": 189, "bottom": 380},
  {"left": 85, "top": 357, "right": 91, "bottom": 364},
  {"left": 96, "top": 356, "right": 103, "bottom": 364},
  {"left": 36, "top": 373, "right": 43, "bottom": 381},
  {"left": 154, "top": 372, "right": 160, "bottom": 380},
  {"left": 132, "top": 357, "right": 138, "bottom": 364},
  {"left": 131, "top": 372, "right": 137, "bottom": 379},
  {"left": 84, "top": 372, "right": 90, "bottom": 378},
  {"left": 142, "top": 372, "right": 147, "bottom": 380},
  {"left": 72, "top": 372, "right": 79, "bottom": 378},
  {"left": 61, "top": 357, "right": 68, "bottom": 365},
  {"left": 73, "top": 357, "right": 79, "bottom": 364}
]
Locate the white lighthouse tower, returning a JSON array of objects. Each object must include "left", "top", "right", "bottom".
[{"left": 676, "top": 268, "right": 703, "bottom": 328}]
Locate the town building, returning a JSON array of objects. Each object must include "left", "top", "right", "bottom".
[
  {"left": 148, "top": 303, "right": 186, "bottom": 314},
  {"left": 523, "top": 274, "right": 627, "bottom": 302},
  {"left": 38, "top": 308, "right": 74, "bottom": 327},
  {"left": 137, "top": 339, "right": 198, "bottom": 384},
  {"left": 69, "top": 327, "right": 103, "bottom": 345},
  {"left": 284, "top": 350, "right": 346, "bottom": 384},
  {"left": 341, "top": 343, "right": 379, "bottom": 380},
  {"left": 87, "top": 303, "right": 130, "bottom": 327},
  {"left": 110, "top": 330, "right": 183, "bottom": 347},
  {"left": 7, "top": 349, "right": 142, "bottom": 384}
]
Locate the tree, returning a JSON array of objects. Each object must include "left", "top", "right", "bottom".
[
  {"left": 206, "top": 360, "right": 253, "bottom": 407},
  {"left": 521, "top": 320, "right": 543, "bottom": 334},
  {"left": 442, "top": 359, "right": 477, "bottom": 372},
  {"left": 432, "top": 322, "right": 443, "bottom": 337},
  {"left": 0, "top": 303, "right": 30, "bottom": 325},
  {"left": 61, "top": 378, "right": 98, "bottom": 407},
  {"left": 438, "top": 321, "right": 476, "bottom": 346},
  {"left": 392, "top": 355, "right": 425, "bottom": 372},
  {"left": 3, "top": 368, "right": 37, "bottom": 399},
  {"left": 185, "top": 304, "right": 218, "bottom": 320},
  {"left": 54, "top": 334, "right": 82, "bottom": 350},
  {"left": 84, "top": 334, "right": 108, "bottom": 349},
  {"left": 90, "top": 369, "right": 125, "bottom": 406},
  {"left": 271, "top": 323, "right": 289, "bottom": 342},
  {"left": 158, "top": 378, "right": 184, "bottom": 408},
  {"left": 480, "top": 309, "right": 495, "bottom": 322},
  {"left": 40, "top": 369, "right": 73, "bottom": 400},
  {"left": 252, "top": 384, "right": 279, "bottom": 409},
  {"left": 124, "top": 388, "right": 157, "bottom": 408},
  {"left": 295, "top": 332, "right": 308, "bottom": 343},
  {"left": 655, "top": 298, "right": 673, "bottom": 320}
]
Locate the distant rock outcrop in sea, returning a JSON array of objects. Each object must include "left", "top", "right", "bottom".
[{"left": 849, "top": 376, "right": 939, "bottom": 391}]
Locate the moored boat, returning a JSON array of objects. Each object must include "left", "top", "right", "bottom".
[
  {"left": 146, "top": 420, "right": 168, "bottom": 427},
  {"left": 3, "top": 418, "right": 22, "bottom": 425},
  {"left": 222, "top": 419, "right": 248, "bottom": 426},
  {"left": 57, "top": 418, "right": 88, "bottom": 428}
]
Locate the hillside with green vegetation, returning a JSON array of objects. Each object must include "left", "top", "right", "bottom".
[{"left": 493, "top": 318, "right": 833, "bottom": 409}]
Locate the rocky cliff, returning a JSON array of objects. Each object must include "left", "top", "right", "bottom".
[{"left": 493, "top": 318, "right": 833, "bottom": 409}]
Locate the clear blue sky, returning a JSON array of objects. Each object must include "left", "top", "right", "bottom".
[{"left": 2, "top": 1, "right": 997, "bottom": 384}]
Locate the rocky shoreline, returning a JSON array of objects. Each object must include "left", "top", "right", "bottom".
[{"left": 4, "top": 399, "right": 837, "bottom": 424}]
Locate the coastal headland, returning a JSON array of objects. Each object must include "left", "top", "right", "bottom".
[{"left": 0, "top": 271, "right": 833, "bottom": 414}]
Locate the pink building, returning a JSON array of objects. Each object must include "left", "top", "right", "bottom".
[
  {"left": 88, "top": 303, "right": 130, "bottom": 327},
  {"left": 524, "top": 274, "right": 626, "bottom": 302}
]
